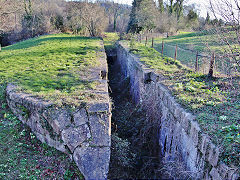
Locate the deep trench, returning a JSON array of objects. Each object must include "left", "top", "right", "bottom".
[{"left": 106, "top": 49, "right": 164, "bottom": 179}]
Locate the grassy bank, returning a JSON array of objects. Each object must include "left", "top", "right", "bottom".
[
  {"left": 127, "top": 41, "right": 240, "bottom": 167},
  {"left": 0, "top": 34, "right": 103, "bottom": 106}
]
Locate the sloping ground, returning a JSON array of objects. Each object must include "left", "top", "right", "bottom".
[
  {"left": 0, "top": 34, "right": 111, "bottom": 179},
  {"left": 125, "top": 41, "right": 239, "bottom": 169}
]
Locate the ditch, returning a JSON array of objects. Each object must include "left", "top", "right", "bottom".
[{"left": 105, "top": 48, "right": 165, "bottom": 179}]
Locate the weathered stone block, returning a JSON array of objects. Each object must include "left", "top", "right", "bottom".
[
  {"left": 204, "top": 170, "right": 211, "bottom": 180},
  {"left": 44, "top": 134, "right": 66, "bottom": 153},
  {"left": 161, "top": 105, "right": 169, "bottom": 122},
  {"left": 227, "top": 167, "right": 239, "bottom": 179},
  {"left": 158, "top": 85, "right": 165, "bottom": 99},
  {"left": 150, "top": 72, "right": 159, "bottom": 82},
  {"left": 218, "top": 163, "right": 229, "bottom": 178},
  {"left": 88, "top": 103, "right": 109, "bottom": 113},
  {"left": 73, "top": 108, "right": 88, "bottom": 126},
  {"left": 180, "top": 112, "right": 190, "bottom": 132},
  {"left": 190, "top": 121, "right": 200, "bottom": 145},
  {"left": 27, "top": 112, "right": 46, "bottom": 135},
  {"left": 207, "top": 143, "right": 219, "bottom": 167},
  {"left": 181, "top": 129, "right": 198, "bottom": 172},
  {"left": 88, "top": 113, "right": 111, "bottom": 147},
  {"left": 196, "top": 152, "right": 205, "bottom": 172},
  {"left": 162, "top": 92, "right": 169, "bottom": 107},
  {"left": 198, "top": 134, "right": 210, "bottom": 156},
  {"left": 167, "top": 96, "right": 175, "bottom": 112},
  {"left": 43, "top": 109, "right": 71, "bottom": 134},
  {"left": 173, "top": 106, "right": 183, "bottom": 121},
  {"left": 73, "top": 147, "right": 110, "bottom": 180},
  {"left": 61, "top": 124, "right": 91, "bottom": 153}
]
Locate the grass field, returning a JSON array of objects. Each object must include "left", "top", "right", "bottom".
[
  {"left": 128, "top": 41, "right": 240, "bottom": 167},
  {"left": 143, "top": 31, "right": 240, "bottom": 75},
  {"left": 0, "top": 34, "right": 103, "bottom": 106}
]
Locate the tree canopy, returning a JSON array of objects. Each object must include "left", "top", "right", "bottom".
[{"left": 127, "top": 0, "right": 158, "bottom": 33}]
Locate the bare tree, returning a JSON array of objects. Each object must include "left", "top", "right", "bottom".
[
  {"left": 208, "top": 0, "right": 240, "bottom": 75},
  {"left": 0, "top": 1, "right": 23, "bottom": 32},
  {"left": 66, "top": 2, "right": 107, "bottom": 36}
]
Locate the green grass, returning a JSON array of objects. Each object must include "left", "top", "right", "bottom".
[
  {"left": 0, "top": 34, "right": 103, "bottom": 106},
  {"left": 0, "top": 84, "right": 83, "bottom": 179},
  {"left": 103, "top": 32, "right": 119, "bottom": 51},
  {"left": 145, "top": 31, "right": 240, "bottom": 75},
  {"left": 127, "top": 42, "right": 240, "bottom": 167}
]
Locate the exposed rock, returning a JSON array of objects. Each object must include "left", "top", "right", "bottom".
[
  {"left": 88, "top": 103, "right": 110, "bottom": 113},
  {"left": 43, "top": 108, "right": 71, "bottom": 134}
]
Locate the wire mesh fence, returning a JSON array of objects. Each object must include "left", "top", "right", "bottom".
[{"left": 133, "top": 33, "right": 240, "bottom": 77}]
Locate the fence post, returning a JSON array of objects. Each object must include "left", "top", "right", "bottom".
[
  {"left": 0, "top": 44, "right": 1, "bottom": 51},
  {"left": 145, "top": 36, "right": 148, "bottom": 46},
  {"left": 195, "top": 51, "right": 199, "bottom": 72},
  {"left": 161, "top": 41, "right": 164, "bottom": 54},
  {"left": 208, "top": 52, "right": 215, "bottom": 77},
  {"left": 174, "top": 44, "right": 178, "bottom": 61},
  {"left": 152, "top": 37, "right": 154, "bottom": 48}
]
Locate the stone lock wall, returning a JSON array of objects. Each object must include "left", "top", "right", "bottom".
[
  {"left": 6, "top": 45, "right": 111, "bottom": 179},
  {"left": 116, "top": 41, "right": 239, "bottom": 180}
]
